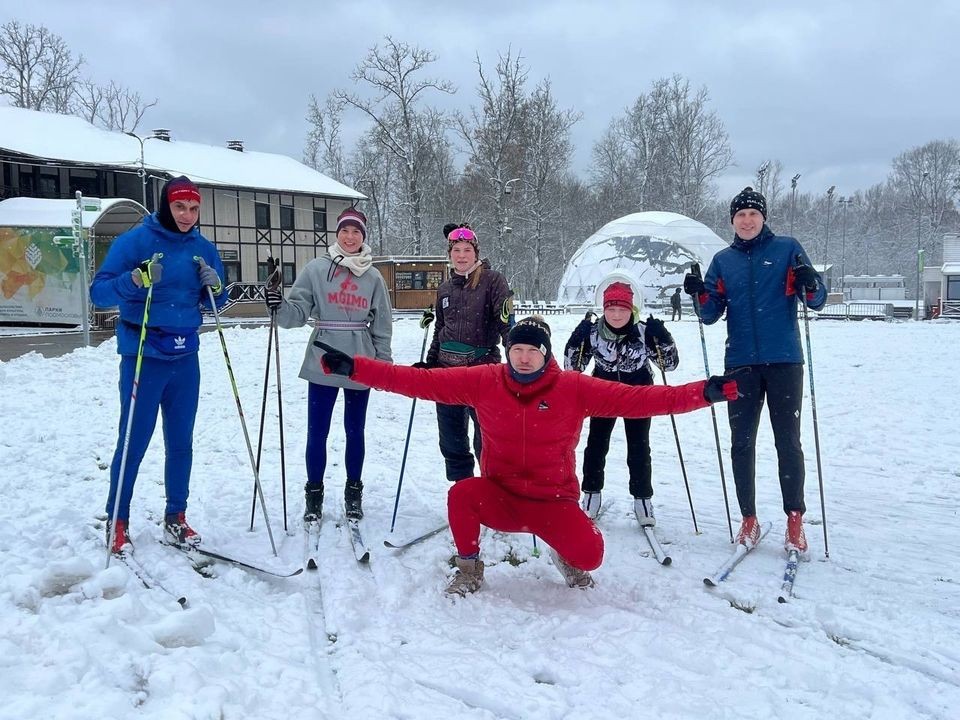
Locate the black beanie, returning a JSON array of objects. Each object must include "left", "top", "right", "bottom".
[
  {"left": 729, "top": 186, "right": 767, "bottom": 221},
  {"left": 507, "top": 316, "right": 552, "bottom": 359}
]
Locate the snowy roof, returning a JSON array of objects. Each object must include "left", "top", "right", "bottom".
[
  {"left": 0, "top": 106, "right": 363, "bottom": 199},
  {"left": 557, "top": 211, "right": 730, "bottom": 305},
  {"left": 0, "top": 196, "right": 147, "bottom": 235},
  {"left": 941, "top": 262, "right": 960, "bottom": 274}
]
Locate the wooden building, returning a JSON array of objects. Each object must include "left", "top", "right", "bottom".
[
  {"left": 373, "top": 256, "right": 450, "bottom": 310},
  {"left": 0, "top": 106, "right": 364, "bottom": 288}
]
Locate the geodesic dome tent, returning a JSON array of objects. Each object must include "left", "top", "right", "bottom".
[{"left": 556, "top": 211, "right": 730, "bottom": 307}]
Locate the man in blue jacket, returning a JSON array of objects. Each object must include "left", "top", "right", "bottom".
[
  {"left": 684, "top": 187, "right": 826, "bottom": 554},
  {"left": 91, "top": 176, "right": 227, "bottom": 554}
]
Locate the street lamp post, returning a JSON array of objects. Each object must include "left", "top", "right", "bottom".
[
  {"left": 790, "top": 174, "right": 801, "bottom": 236},
  {"left": 838, "top": 197, "right": 853, "bottom": 298},
  {"left": 915, "top": 170, "right": 929, "bottom": 320},
  {"left": 490, "top": 177, "right": 521, "bottom": 243},
  {"left": 756, "top": 161, "right": 770, "bottom": 196},
  {"left": 824, "top": 186, "right": 836, "bottom": 290},
  {"left": 125, "top": 130, "right": 161, "bottom": 209}
]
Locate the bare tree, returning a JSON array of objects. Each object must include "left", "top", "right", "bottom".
[
  {"left": 657, "top": 76, "right": 733, "bottom": 219},
  {"left": 0, "top": 20, "right": 83, "bottom": 111},
  {"left": 99, "top": 80, "right": 156, "bottom": 131},
  {"left": 458, "top": 48, "right": 529, "bottom": 246},
  {"left": 334, "top": 36, "right": 455, "bottom": 255},
  {"left": 304, "top": 93, "right": 347, "bottom": 180},
  {"left": 516, "top": 78, "right": 580, "bottom": 298}
]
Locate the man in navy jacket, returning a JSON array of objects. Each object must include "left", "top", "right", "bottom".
[{"left": 684, "top": 187, "right": 826, "bottom": 554}]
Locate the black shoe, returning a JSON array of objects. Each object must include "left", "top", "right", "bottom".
[
  {"left": 344, "top": 479, "right": 363, "bottom": 520},
  {"left": 304, "top": 483, "right": 324, "bottom": 523}
]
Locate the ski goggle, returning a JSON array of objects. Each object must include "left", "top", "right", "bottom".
[{"left": 447, "top": 227, "right": 477, "bottom": 243}]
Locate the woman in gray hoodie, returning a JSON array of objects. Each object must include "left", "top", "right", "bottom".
[{"left": 265, "top": 207, "right": 392, "bottom": 522}]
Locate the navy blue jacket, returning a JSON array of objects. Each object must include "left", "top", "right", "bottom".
[
  {"left": 90, "top": 214, "right": 227, "bottom": 359},
  {"left": 699, "top": 226, "right": 826, "bottom": 368}
]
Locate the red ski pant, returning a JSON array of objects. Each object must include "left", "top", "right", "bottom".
[{"left": 448, "top": 476, "right": 604, "bottom": 571}]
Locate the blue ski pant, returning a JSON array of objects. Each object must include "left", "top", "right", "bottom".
[
  {"left": 106, "top": 353, "right": 200, "bottom": 521},
  {"left": 306, "top": 382, "right": 370, "bottom": 486}
]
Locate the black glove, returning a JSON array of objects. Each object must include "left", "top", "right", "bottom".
[
  {"left": 419, "top": 307, "right": 435, "bottom": 328},
  {"left": 313, "top": 341, "right": 354, "bottom": 376},
  {"left": 265, "top": 288, "right": 283, "bottom": 311},
  {"left": 412, "top": 361, "right": 436, "bottom": 369},
  {"left": 583, "top": 311, "right": 597, "bottom": 322},
  {"left": 644, "top": 315, "right": 673, "bottom": 349},
  {"left": 703, "top": 368, "right": 750, "bottom": 403},
  {"left": 683, "top": 274, "right": 705, "bottom": 297},
  {"left": 793, "top": 264, "right": 819, "bottom": 293}
]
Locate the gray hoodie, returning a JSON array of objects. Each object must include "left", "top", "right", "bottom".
[{"left": 275, "top": 256, "right": 393, "bottom": 389}]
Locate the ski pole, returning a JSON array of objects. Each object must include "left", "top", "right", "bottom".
[
  {"left": 196, "top": 256, "right": 278, "bottom": 556},
  {"left": 653, "top": 342, "right": 699, "bottom": 534},
  {"left": 272, "top": 298, "right": 288, "bottom": 534},
  {"left": 249, "top": 257, "right": 288, "bottom": 533},
  {"left": 249, "top": 284, "right": 275, "bottom": 531},
  {"left": 105, "top": 253, "right": 161, "bottom": 569},
  {"left": 389, "top": 305, "right": 434, "bottom": 533},
  {"left": 795, "top": 255, "right": 829, "bottom": 558},
  {"left": 690, "top": 263, "right": 734, "bottom": 542}
]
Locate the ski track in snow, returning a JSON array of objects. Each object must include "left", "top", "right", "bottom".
[{"left": 1, "top": 316, "right": 959, "bottom": 719}]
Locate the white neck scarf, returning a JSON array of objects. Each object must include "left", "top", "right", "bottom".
[
  {"left": 454, "top": 260, "right": 483, "bottom": 278},
  {"left": 328, "top": 241, "right": 373, "bottom": 276}
]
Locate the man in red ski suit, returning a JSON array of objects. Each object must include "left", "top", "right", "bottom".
[{"left": 315, "top": 317, "right": 740, "bottom": 596}]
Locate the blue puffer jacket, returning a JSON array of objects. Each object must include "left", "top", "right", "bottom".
[
  {"left": 90, "top": 214, "right": 227, "bottom": 359},
  {"left": 699, "top": 225, "right": 826, "bottom": 368}
]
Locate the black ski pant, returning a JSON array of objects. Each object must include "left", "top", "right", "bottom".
[
  {"left": 582, "top": 371, "right": 655, "bottom": 499},
  {"left": 671, "top": 306, "right": 681, "bottom": 321},
  {"left": 726, "top": 363, "right": 806, "bottom": 518},
  {"left": 436, "top": 403, "right": 482, "bottom": 482}
]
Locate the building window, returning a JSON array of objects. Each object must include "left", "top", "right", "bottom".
[
  {"left": 223, "top": 262, "right": 241, "bottom": 285},
  {"left": 38, "top": 172, "right": 59, "bottom": 198},
  {"left": 257, "top": 262, "right": 270, "bottom": 282},
  {"left": 69, "top": 170, "right": 99, "bottom": 197},
  {"left": 395, "top": 270, "right": 444, "bottom": 291},
  {"left": 947, "top": 276, "right": 960, "bottom": 300},
  {"left": 255, "top": 202, "right": 271, "bottom": 229},
  {"left": 283, "top": 263, "right": 295, "bottom": 286},
  {"left": 280, "top": 205, "right": 295, "bottom": 230},
  {"left": 313, "top": 206, "right": 327, "bottom": 233}
]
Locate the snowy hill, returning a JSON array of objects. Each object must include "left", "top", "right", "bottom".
[{"left": 1, "top": 315, "right": 959, "bottom": 719}]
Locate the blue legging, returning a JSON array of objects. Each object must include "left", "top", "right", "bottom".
[
  {"left": 106, "top": 354, "right": 200, "bottom": 521},
  {"left": 306, "top": 382, "right": 370, "bottom": 485}
]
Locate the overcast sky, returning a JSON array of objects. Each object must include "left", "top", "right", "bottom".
[{"left": 5, "top": 0, "right": 959, "bottom": 203}]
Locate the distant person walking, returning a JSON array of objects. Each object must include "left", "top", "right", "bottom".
[{"left": 670, "top": 287, "right": 683, "bottom": 321}]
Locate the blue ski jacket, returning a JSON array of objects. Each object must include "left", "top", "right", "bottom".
[
  {"left": 699, "top": 225, "right": 826, "bottom": 368},
  {"left": 90, "top": 214, "right": 227, "bottom": 359}
]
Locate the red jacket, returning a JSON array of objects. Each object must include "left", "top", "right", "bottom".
[{"left": 352, "top": 357, "right": 710, "bottom": 502}]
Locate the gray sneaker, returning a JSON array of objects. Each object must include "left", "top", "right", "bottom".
[
  {"left": 549, "top": 549, "right": 595, "bottom": 589},
  {"left": 634, "top": 497, "right": 655, "bottom": 527}
]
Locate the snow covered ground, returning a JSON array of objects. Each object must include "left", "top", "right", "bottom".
[{"left": 1, "top": 313, "right": 959, "bottom": 719}]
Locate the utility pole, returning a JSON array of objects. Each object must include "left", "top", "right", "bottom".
[
  {"left": 790, "top": 174, "right": 801, "bottom": 237},
  {"left": 824, "top": 186, "right": 836, "bottom": 291}
]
